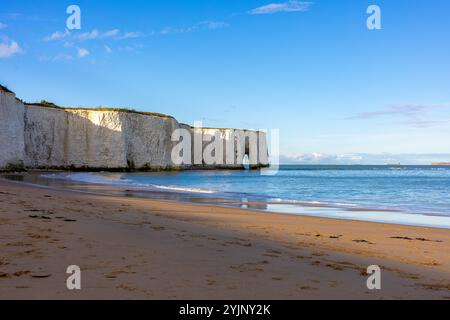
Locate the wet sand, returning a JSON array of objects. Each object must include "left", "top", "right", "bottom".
[{"left": 0, "top": 178, "right": 449, "bottom": 299}]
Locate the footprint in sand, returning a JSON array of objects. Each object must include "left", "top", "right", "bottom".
[
  {"left": 13, "top": 271, "right": 31, "bottom": 277},
  {"left": 312, "top": 252, "right": 327, "bottom": 257},
  {"left": 325, "top": 263, "right": 344, "bottom": 271},
  {"left": 390, "top": 236, "right": 443, "bottom": 243},
  {"left": 6, "top": 241, "right": 33, "bottom": 247},
  {"left": 30, "top": 272, "right": 51, "bottom": 278},
  {"left": 28, "top": 215, "right": 52, "bottom": 220},
  {"left": 352, "top": 239, "right": 374, "bottom": 245},
  {"left": 297, "top": 285, "right": 318, "bottom": 291},
  {"left": 223, "top": 240, "right": 252, "bottom": 247}
]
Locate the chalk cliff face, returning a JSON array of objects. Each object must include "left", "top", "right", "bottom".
[
  {"left": 124, "top": 113, "right": 180, "bottom": 170},
  {"left": 0, "top": 90, "right": 24, "bottom": 169},
  {"left": 25, "top": 107, "right": 128, "bottom": 169},
  {"left": 1, "top": 87, "right": 269, "bottom": 171},
  {"left": 191, "top": 128, "right": 269, "bottom": 169}
]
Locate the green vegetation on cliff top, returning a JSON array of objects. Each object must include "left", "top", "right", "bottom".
[
  {"left": 1, "top": 84, "right": 173, "bottom": 119},
  {"left": 25, "top": 100, "right": 173, "bottom": 119},
  {"left": 26, "top": 100, "right": 174, "bottom": 119}
]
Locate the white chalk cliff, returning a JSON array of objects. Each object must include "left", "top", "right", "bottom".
[{"left": 0, "top": 86, "right": 269, "bottom": 171}]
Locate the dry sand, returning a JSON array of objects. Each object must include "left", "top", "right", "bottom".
[{"left": 0, "top": 178, "right": 449, "bottom": 299}]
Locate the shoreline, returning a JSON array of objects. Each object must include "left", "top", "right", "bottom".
[
  {"left": 0, "top": 178, "right": 449, "bottom": 299},
  {"left": 3, "top": 171, "right": 450, "bottom": 230}
]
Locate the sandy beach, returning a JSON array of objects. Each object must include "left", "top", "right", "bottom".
[{"left": 0, "top": 178, "right": 449, "bottom": 300}]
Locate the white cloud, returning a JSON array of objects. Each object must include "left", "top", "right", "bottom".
[
  {"left": 63, "top": 41, "right": 74, "bottom": 48},
  {"left": 249, "top": 1, "right": 313, "bottom": 15},
  {"left": 199, "top": 21, "right": 229, "bottom": 30},
  {"left": 281, "top": 152, "right": 366, "bottom": 164},
  {"left": 159, "top": 26, "right": 195, "bottom": 35},
  {"left": 77, "top": 47, "right": 89, "bottom": 58},
  {"left": 118, "top": 43, "right": 144, "bottom": 53},
  {"left": 280, "top": 152, "right": 450, "bottom": 165},
  {"left": 118, "top": 31, "right": 141, "bottom": 39},
  {"left": 347, "top": 104, "right": 450, "bottom": 128},
  {"left": 76, "top": 29, "right": 100, "bottom": 41},
  {"left": 43, "top": 29, "right": 140, "bottom": 42},
  {"left": 41, "top": 28, "right": 144, "bottom": 61},
  {"left": 157, "top": 21, "right": 228, "bottom": 35},
  {"left": 53, "top": 54, "right": 73, "bottom": 61},
  {"left": 0, "top": 22, "right": 7, "bottom": 30},
  {"left": 42, "top": 54, "right": 73, "bottom": 62},
  {"left": 103, "top": 29, "right": 120, "bottom": 38},
  {"left": 0, "top": 39, "right": 23, "bottom": 58},
  {"left": 76, "top": 29, "right": 136, "bottom": 41},
  {"left": 44, "top": 29, "right": 70, "bottom": 41}
]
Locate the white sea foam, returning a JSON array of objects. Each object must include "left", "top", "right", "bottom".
[
  {"left": 151, "top": 185, "right": 217, "bottom": 194},
  {"left": 43, "top": 172, "right": 218, "bottom": 194},
  {"left": 269, "top": 197, "right": 358, "bottom": 207}
]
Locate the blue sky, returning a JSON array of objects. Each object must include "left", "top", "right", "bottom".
[{"left": 1, "top": 0, "right": 449, "bottom": 164}]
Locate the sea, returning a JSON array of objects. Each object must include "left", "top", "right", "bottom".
[{"left": 5, "top": 165, "right": 450, "bottom": 229}]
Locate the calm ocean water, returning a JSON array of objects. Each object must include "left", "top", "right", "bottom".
[{"left": 6, "top": 165, "right": 450, "bottom": 228}]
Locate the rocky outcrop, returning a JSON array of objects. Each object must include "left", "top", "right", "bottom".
[{"left": 1, "top": 87, "right": 269, "bottom": 171}]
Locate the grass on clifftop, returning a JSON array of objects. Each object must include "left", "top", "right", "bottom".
[
  {"left": 1, "top": 84, "right": 171, "bottom": 119},
  {"left": 25, "top": 100, "right": 173, "bottom": 119}
]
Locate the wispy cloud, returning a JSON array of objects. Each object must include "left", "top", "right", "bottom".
[
  {"left": 102, "top": 29, "right": 120, "bottom": 38},
  {"left": 118, "top": 43, "right": 144, "bottom": 54},
  {"left": 199, "top": 21, "right": 229, "bottom": 30},
  {"left": 0, "top": 22, "right": 7, "bottom": 30},
  {"left": 3, "top": 13, "right": 57, "bottom": 22},
  {"left": 157, "top": 21, "right": 229, "bottom": 35},
  {"left": 280, "top": 152, "right": 450, "bottom": 165},
  {"left": 158, "top": 26, "right": 194, "bottom": 35},
  {"left": 76, "top": 29, "right": 100, "bottom": 41},
  {"left": 249, "top": 1, "right": 313, "bottom": 15},
  {"left": 44, "top": 29, "right": 70, "bottom": 41},
  {"left": 40, "top": 21, "right": 226, "bottom": 61},
  {"left": 348, "top": 105, "right": 442, "bottom": 119},
  {"left": 117, "top": 31, "right": 141, "bottom": 39},
  {"left": 44, "top": 21, "right": 226, "bottom": 43},
  {"left": 44, "top": 29, "right": 141, "bottom": 42},
  {"left": 281, "top": 153, "right": 363, "bottom": 164},
  {"left": 347, "top": 104, "right": 450, "bottom": 128},
  {"left": 41, "top": 28, "right": 144, "bottom": 61},
  {"left": 39, "top": 53, "right": 73, "bottom": 62},
  {"left": 53, "top": 54, "right": 73, "bottom": 62},
  {"left": 0, "top": 38, "right": 23, "bottom": 58},
  {"left": 77, "top": 47, "right": 89, "bottom": 58}
]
